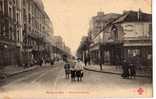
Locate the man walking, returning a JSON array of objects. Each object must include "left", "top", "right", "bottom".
[
  {"left": 121, "top": 59, "right": 129, "bottom": 79},
  {"left": 84, "top": 58, "right": 88, "bottom": 66},
  {"left": 129, "top": 56, "right": 137, "bottom": 79}
]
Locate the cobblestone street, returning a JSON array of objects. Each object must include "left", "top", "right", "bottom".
[{"left": 0, "top": 63, "right": 152, "bottom": 98}]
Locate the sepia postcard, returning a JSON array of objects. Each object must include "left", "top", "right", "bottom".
[{"left": 0, "top": 0, "right": 153, "bottom": 98}]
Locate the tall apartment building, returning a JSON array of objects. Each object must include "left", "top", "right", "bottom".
[
  {"left": 0, "top": 0, "right": 22, "bottom": 66},
  {"left": 0, "top": 0, "right": 54, "bottom": 67},
  {"left": 21, "top": 0, "right": 53, "bottom": 64}
]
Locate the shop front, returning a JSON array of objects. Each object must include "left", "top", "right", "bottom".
[
  {"left": 0, "top": 42, "right": 21, "bottom": 67},
  {"left": 123, "top": 46, "right": 152, "bottom": 66},
  {"left": 89, "top": 44, "right": 100, "bottom": 65},
  {"left": 100, "top": 42, "right": 123, "bottom": 65}
]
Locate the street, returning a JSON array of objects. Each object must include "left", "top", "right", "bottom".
[
  {"left": 0, "top": 0, "right": 153, "bottom": 98},
  {"left": 0, "top": 63, "right": 152, "bottom": 98}
]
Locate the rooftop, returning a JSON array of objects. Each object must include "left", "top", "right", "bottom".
[{"left": 113, "top": 10, "right": 152, "bottom": 23}]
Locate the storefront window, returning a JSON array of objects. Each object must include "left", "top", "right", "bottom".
[
  {"left": 149, "top": 23, "right": 152, "bottom": 37},
  {"left": 128, "top": 49, "right": 140, "bottom": 57},
  {"left": 104, "top": 51, "right": 110, "bottom": 63},
  {"left": 0, "top": 24, "right": 1, "bottom": 37},
  {"left": 0, "top": 1, "right": 2, "bottom": 11}
]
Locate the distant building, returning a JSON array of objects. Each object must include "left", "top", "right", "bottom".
[
  {"left": 53, "top": 36, "right": 63, "bottom": 48},
  {"left": 51, "top": 36, "right": 71, "bottom": 59},
  {"left": 77, "top": 36, "right": 92, "bottom": 62},
  {"left": 89, "top": 12, "right": 121, "bottom": 64}
]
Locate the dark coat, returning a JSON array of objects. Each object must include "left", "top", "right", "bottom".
[
  {"left": 64, "top": 63, "right": 70, "bottom": 74},
  {"left": 121, "top": 61, "right": 129, "bottom": 78},
  {"left": 129, "top": 64, "right": 136, "bottom": 76}
]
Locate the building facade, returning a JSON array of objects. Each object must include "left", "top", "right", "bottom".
[
  {"left": 113, "top": 10, "right": 152, "bottom": 67},
  {"left": 52, "top": 36, "right": 71, "bottom": 59},
  {"left": 21, "top": 0, "right": 55, "bottom": 65},
  {"left": 0, "top": 0, "right": 59, "bottom": 67},
  {"left": 88, "top": 12, "right": 121, "bottom": 65},
  {"left": 78, "top": 10, "right": 152, "bottom": 69},
  {"left": 0, "top": 0, "right": 22, "bottom": 66}
]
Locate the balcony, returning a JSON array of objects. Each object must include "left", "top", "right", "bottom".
[
  {"left": 124, "top": 36, "right": 152, "bottom": 41},
  {"left": 27, "top": 32, "right": 44, "bottom": 39}
]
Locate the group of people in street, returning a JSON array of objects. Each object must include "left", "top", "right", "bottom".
[
  {"left": 64, "top": 57, "right": 85, "bottom": 82},
  {"left": 121, "top": 58, "right": 136, "bottom": 79},
  {"left": 29, "top": 57, "right": 59, "bottom": 67}
]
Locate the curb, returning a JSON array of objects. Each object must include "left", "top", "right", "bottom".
[
  {"left": 84, "top": 67, "right": 152, "bottom": 78},
  {"left": 6, "top": 66, "right": 39, "bottom": 77}
]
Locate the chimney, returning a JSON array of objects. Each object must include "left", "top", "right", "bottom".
[
  {"left": 97, "top": 12, "right": 104, "bottom": 16},
  {"left": 123, "top": 10, "right": 128, "bottom": 14}
]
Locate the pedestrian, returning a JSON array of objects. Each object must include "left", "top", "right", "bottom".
[
  {"left": 84, "top": 58, "right": 88, "bottom": 66},
  {"left": 121, "top": 59, "right": 129, "bottom": 79},
  {"left": 129, "top": 56, "right": 136, "bottom": 79},
  {"left": 75, "top": 58, "right": 85, "bottom": 82},
  {"left": 70, "top": 59, "right": 76, "bottom": 81},
  {"left": 99, "top": 58, "right": 103, "bottom": 70},
  {"left": 39, "top": 58, "right": 43, "bottom": 67},
  {"left": 129, "top": 63, "right": 136, "bottom": 79},
  {"left": 64, "top": 60, "right": 71, "bottom": 79},
  {"left": 50, "top": 58, "right": 54, "bottom": 65}
]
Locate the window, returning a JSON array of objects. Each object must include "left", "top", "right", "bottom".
[
  {"left": 0, "top": 1, "right": 3, "bottom": 19},
  {"left": 17, "top": 30, "right": 19, "bottom": 41},
  {"left": 23, "top": 0, "right": 26, "bottom": 6},
  {"left": 28, "top": 13, "right": 31, "bottom": 23},
  {"left": 16, "top": 13, "right": 19, "bottom": 24},
  {"left": 149, "top": 24, "right": 152, "bottom": 37},
  {"left": 111, "top": 25, "right": 118, "bottom": 41},
  {"left": 14, "top": 32, "right": 16, "bottom": 41},
  {"left": 9, "top": 27, "right": 12, "bottom": 40},
  {"left": 13, "top": 7, "right": 16, "bottom": 21},
  {"left": 16, "top": 0, "right": 19, "bottom": 7},
  {"left": 2, "top": 25, "right": 5, "bottom": 37},
  {"left": 28, "top": 1, "right": 31, "bottom": 11},
  {"left": 9, "top": 7, "right": 12, "bottom": 17},
  {"left": 23, "top": 8, "right": 26, "bottom": 21},
  {"left": 0, "top": 1, "right": 2, "bottom": 11},
  {"left": 0, "top": 24, "right": 1, "bottom": 37},
  {"left": 13, "top": 0, "right": 15, "bottom": 4},
  {"left": 29, "top": 27, "right": 31, "bottom": 32},
  {"left": 128, "top": 49, "right": 140, "bottom": 57}
]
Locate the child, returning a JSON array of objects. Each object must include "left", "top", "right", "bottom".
[{"left": 64, "top": 60, "right": 70, "bottom": 79}]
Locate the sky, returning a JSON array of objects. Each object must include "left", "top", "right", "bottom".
[{"left": 42, "top": 0, "right": 152, "bottom": 55}]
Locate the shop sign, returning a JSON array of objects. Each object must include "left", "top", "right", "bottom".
[{"left": 123, "top": 24, "right": 134, "bottom": 32}]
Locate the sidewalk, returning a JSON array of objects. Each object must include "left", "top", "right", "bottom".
[
  {"left": 2, "top": 65, "right": 39, "bottom": 77},
  {"left": 1, "top": 62, "right": 59, "bottom": 77},
  {"left": 84, "top": 65, "right": 152, "bottom": 78}
]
